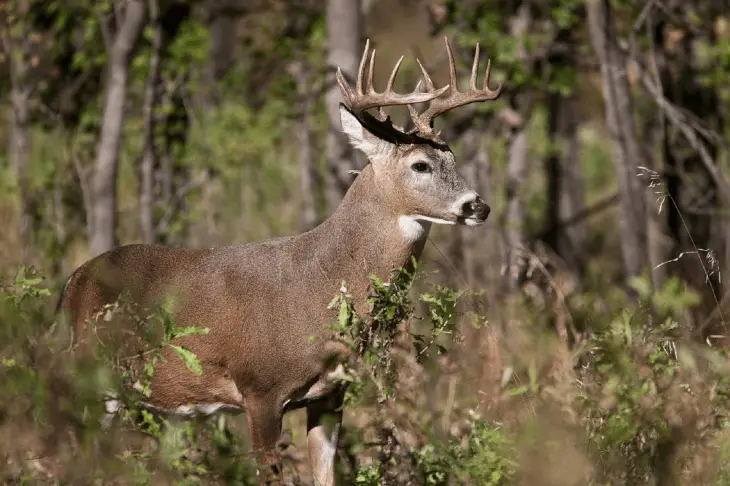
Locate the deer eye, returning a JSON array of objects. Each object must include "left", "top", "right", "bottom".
[{"left": 411, "top": 162, "right": 432, "bottom": 174}]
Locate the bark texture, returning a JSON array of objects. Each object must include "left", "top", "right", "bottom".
[
  {"left": 325, "top": 0, "right": 362, "bottom": 211},
  {"left": 501, "top": 0, "right": 531, "bottom": 290},
  {"left": 545, "top": 88, "right": 585, "bottom": 275},
  {"left": 586, "top": 0, "right": 648, "bottom": 279},
  {"left": 293, "top": 61, "right": 320, "bottom": 231},
  {"left": 3, "top": 0, "right": 33, "bottom": 259},
  {"left": 90, "top": 0, "right": 147, "bottom": 257},
  {"left": 140, "top": 0, "right": 164, "bottom": 244}
]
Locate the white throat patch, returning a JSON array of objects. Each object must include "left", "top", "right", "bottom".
[{"left": 398, "top": 216, "right": 432, "bottom": 244}]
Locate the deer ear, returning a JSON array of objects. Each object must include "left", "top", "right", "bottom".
[{"left": 339, "top": 104, "right": 384, "bottom": 157}]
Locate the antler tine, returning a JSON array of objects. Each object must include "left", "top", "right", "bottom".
[
  {"left": 415, "top": 58, "right": 436, "bottom": 91},
  {"left": 483, "top": 58, "right": 502, "bottom": 96},
  {"left": 444, "top": 36, "right": 458, "bottom": 92},
  {"left": 367, "top": 48, "right": 376, "bottom": 94},
  {"left": 470, "top": 43, "right": 480, "bottom": 91},
  {"left": 336, "top": 67, "right": 353, "bottom": 106},
  {"left": 337, "top": 38, "right": 449, "bottom": 117},
  {"left": 408, "top": 37, "right": 503, "bottom": 140},
  {"left": 385, "top": 55, "right": 404, "bottom": 92},
  {"left": 355, "top": 39, "right": 370, "bottom": 96}
]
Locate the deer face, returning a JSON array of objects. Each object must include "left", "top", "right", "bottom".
[{"left": 340, "top": 106, "right": 490, "bottom": 227}]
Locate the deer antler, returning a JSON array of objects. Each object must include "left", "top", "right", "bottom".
[
  {"left": 336, "top": 39, "right": 449, "bottom": 122},
  {"left": 408, "top": 37, "right": 503, "bottom": 142}
]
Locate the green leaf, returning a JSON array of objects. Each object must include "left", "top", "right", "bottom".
[
  {"left": 339, "top": 300, "right": 350, "bottom": 328},
  {"left": 169, "top": 344, "right": 203, "bottom": 376},
  {"left": 171, "top": 326, "right": 210, "bottom": 338}
]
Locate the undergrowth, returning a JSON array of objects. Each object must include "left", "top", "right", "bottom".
[{"left": 1, "top": 263, "right": 730, "bottom": 485}]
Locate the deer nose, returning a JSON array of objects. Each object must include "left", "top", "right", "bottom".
[{"left": 461, "top": 196, "right": 490, "bottom": 220}]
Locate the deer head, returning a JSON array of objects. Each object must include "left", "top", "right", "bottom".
[{"left": 336, "top": 37, "right": 502, "bottom": 235}]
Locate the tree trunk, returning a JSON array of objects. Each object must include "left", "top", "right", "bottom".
[
  {"left": 645, "top": 16, "right": 673, "bottom": 291},
  {"left": 460, "top": 125, "right": 493, "bottom": 291},
  {"left": 3, "top": 0, "right": 33, "bottom": 260},
  {"left": 586, "top": 0, "right": 648, "bottom": 280},
  {"left": 501, "top": 0, "right": 531, "bottom": 291},
  {"left": 502, "top": 127, "right": 528, "bottom": 289},
  {"left": 90, "top": 0, "right": 147, "bottom": 257},
  {"left": 9, "top": 61, "right": 32, "bottom": 260},
  {"left": 293, "top": 61, "right": 320, "bottom": 231},
  {"left": 140, "top": 0, "right": 164, "bottom": 244},
  {"left": 545, "top": 88, "right": 586, "bottom": 276},
  {"left": 203, "top": 0, "right": 236, "bottom": 109},
  {"left": 52, "top": 164, "right": 68, "bottom": 276},
  {"left": 325, "top": 0, "right": 362, "bottom": 211}
]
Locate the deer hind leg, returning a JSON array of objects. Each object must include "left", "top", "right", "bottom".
[
  {"left": 245, "top": 398, "right": 284, "bottom": 485},
  {"left": 307, "top": 391, "right": 344, "bottom": 486}
]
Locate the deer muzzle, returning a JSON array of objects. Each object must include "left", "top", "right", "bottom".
[{"left": 458, "top": 195, "right": 490, "bottom": 226}]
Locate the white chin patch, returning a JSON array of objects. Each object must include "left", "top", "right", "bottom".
[{"left": 464, "top": 217, "right": 485, "bottom": 227}]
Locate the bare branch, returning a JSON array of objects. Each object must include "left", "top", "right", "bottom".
[
  {"left": 155, "top": 172, "right": 209, "bottom": 236},
  {"left": 96, "top": 5, "right": 114, "bottom": 54},
  {"left": 626, "top": 51, "right": 730, "bottom": 205}
]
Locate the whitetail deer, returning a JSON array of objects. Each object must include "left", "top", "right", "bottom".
[{"left": 55, "top": 38, "right": 501, "bottom": 485}]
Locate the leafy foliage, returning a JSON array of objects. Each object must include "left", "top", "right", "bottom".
[{"left": 0, "top": 268, "right": 258, "bottom": 484}]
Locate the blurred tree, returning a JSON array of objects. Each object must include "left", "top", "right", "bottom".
[
  {"left": 459, "top": 123, "right": 494, "bottom": 291},
  {"left": 202, "top": 0, "right": 238, "bottom": 108},
  {"left": 544, "top": 26, "right": 586, "bottom": 277},
  {"left": 1, "top": 0, "right": 34, "bottom": 259},
  {"left": 139, "top": 0, "right": 163, "bottom": 245},
  {"left": 586, "top": 0, "right": 649, "bottom": 282},
  {"left": 293, "top": 59, "right": 320, "bottom": 231},
  {"left": 90, "top": 0, "right": 147, "bottom": 256},
  {"left": 651, "top": 3, "right": 726, "bottom": 336},
  {"left": 502, "top": 0, "right": 532, "bottom": 291},
  {"left": 325, "top": 0, "right": 362, "bottom": 210}
]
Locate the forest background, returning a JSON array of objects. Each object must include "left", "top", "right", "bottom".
[{"left": 1, "top": 0, "right": 730, "bottom": 484}]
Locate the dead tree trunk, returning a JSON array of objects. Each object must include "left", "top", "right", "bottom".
[
  {"left": 586, "top": 0, "right": 648, "bottom": 280},
  {"left": 90, "top": 0, "right": 147, "bottom": 257},
  {"left": 139, "top": 0, "right": 164, "bottom": 244},
  {"left": 325, "top": 0, "right": 362, "bottom": 211}
]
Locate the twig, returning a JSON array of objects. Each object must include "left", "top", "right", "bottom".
[
  {"left": 630, "top": 0, "right": 655, "bottom": 39},
  {"left": 637, "top": 166, "right": 727, "bottom": 331},
  {"left": 645, "top": 0, "right": 704, "bottom": 37}
]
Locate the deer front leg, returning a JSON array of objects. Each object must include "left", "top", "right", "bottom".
[
  {"left": 307, "top": 393, "right": 344, "bottom": 486},
  {"left": 246, "top": 398, "right": 284, "bottom": 485}
]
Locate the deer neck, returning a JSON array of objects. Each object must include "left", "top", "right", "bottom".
[{"left": 307, "top": 164, "right": 430, "bottom": 308}]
